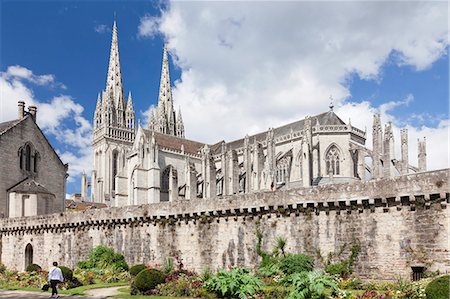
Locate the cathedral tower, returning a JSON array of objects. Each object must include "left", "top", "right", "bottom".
[
  {"left": 92, "top": 21, "right": 135, "bottom": 204},
  {"left": 148, "top": 46, "right": 185, "bottom": 138}
]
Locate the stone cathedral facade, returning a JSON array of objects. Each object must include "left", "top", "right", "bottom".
[{"left": 91, "top": 22, "right": 428, "bottom": 207}]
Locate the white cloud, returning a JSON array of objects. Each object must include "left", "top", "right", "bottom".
[
  {"left": 94, "top": 24, "right": 109, "bottom": 34},
  {"left": 138, "top": 1, "right": 448, "bottom": 170},
  {"left": 0, "top": 66, "right": 92, "bottom": 184},
  {"left": 138, "top": 14, "right": 162, "bottom": 38},
  {"left": 4, "top": 65, "right": 66, "bottom": 89}
]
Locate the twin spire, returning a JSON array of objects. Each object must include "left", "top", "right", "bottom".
[
  {"left": 148, "top": 46, "right": 185, "bottom": 138},
  {"left": 94, "top": 20, "right": 184, "bottom": 138}
]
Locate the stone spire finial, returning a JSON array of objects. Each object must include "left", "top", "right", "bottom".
[
  {"left": 96, "top": 92, "right": 102, "bottom": 109},
  {"left": 105, "top": 20, "right": 124, "bottom": 110},
  {"left": 329, "top": 95, "right": 334, "bottom": 111},
  {"left": 126, "top": 92, "right": 134, "bottom": 110}
]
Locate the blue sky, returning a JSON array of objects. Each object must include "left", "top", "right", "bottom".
[{"left": 0, "top": 1, "right": 448, "bottom": 196}]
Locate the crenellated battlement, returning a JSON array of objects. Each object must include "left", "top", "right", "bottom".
[{"left": 1, "top": 169, "right": 448, "bottom": 233}]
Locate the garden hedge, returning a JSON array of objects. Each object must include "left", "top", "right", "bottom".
[
  {"left": 129, "top": 264, "right": 147, "bottom": 277},
  {"left": 134, "top": 268, "right": 166, "bottom": 293}
]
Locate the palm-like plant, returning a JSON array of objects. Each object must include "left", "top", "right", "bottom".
[{"left": 274, "top": 236, "right": 287, "bottom": 257}]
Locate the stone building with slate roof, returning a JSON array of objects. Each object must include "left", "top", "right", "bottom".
[
  {"left": 0, "top": 102, "right": 68, "bottom": 217},
  {"left": 91, "top": 21, "right": 428, "bottom": 207}
]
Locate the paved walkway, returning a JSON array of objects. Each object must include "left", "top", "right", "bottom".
[
  {"left": 0, "top": 286, "right": 123, "bottom": 299},
  {"left": 0, "top": 289, "right": 84, "bottom": 299}
]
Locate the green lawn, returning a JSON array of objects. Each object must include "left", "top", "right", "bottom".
[{"left": 112, "top": 287, "right": 196, "bottom": 299}]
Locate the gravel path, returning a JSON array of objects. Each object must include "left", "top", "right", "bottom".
[{"left": 84, "top": 286, "right": 123, "bottom": 298}]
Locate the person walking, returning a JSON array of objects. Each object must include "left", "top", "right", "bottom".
[{"left": 48, "top": 262, "right": 64, "bottom": 298}]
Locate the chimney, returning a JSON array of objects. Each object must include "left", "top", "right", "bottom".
[
  {"left": 28, "top": 106, "right": 37, "bottom": 122},
  {"left": 18, "top": 101, "right": 25, "bottom": 119}
]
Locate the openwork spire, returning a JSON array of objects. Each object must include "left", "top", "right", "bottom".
[
  {"left": 105, "top": 20, "right": 124, "bottom": 110},
  {"left": 158, "top": 45, "right": 173, "bottom": 108},
  {"left": 149, "top": 46, "right": 185, "bottom": 138}
]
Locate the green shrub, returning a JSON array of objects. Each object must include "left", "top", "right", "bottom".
[
  {"left": 26, "top": 264, "right": 41, "bottom": 272},
  {"left": 425, "top": 275, "right": 449, "bottom": 299},
  {"left": 77, "top": 245, "right": 128, "bottom": 271},
  {"left": 324, "top": 244, "right": 360, "bottom": 278},
  {"left": 76, "top": 260, "right": 94, "bottom": 269},
  {"left": 258, "top": 285, "right": 291, "bottom": 299},
  {"left": 326, "top": 261, "right": 351, "bottom": 276},
  {"left": 204, "top": 267, "right": 263, "bottom": 299},
  {"left": 155, "top": 273, "right": 205, "bottom": 297},
  {"left": 279, "top": 253, "right": 314, "bottom": 275},
  {"left": 129, "top": 264, "right": 147, "bottom": 277},
  {"left": 285, "top": 270, "right": 339, "bottom": 299},
  {"left": 0, "top": 263, "right": 6, "bottom": 274},
  {"left": 59, "top": 266, "right": 73, "bottom": 281},
  {"left": 133, "top": 268, "right": 166, "bottom": 293},
  {"left": 74, "top": 269, "right": 96, "bottom": 285}
]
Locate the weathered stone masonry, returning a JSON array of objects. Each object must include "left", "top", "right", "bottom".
[{"left": 0, "top": 169, "right": 448, "bottom": 280}]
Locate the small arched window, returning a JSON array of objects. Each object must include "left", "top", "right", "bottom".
[{"left": 326, "top": 145, "right": 340, "bottom": 175}]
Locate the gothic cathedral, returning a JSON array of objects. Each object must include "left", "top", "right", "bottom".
[{"left": 91, "top": 22, "right": 427, "bottom": 207}]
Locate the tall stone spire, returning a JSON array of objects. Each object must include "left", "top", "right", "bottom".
[
  {"left": 158, "top": 45, "right": 173, "bottom": 108},
  {"left": 105, "top": 20, "right": 124, "bottom": 110},
  {"left": 149, "top": 46, "right": 185, "bottom": 138}
]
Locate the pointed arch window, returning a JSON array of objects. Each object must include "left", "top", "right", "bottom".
[
  {"left": 19, "top": 143, "right": 39, "bottom": 173},
  {"left": 161, "top": 166, "right": 170, "bottom": 193},
  {"left": 326, "top": 145, "right": 340, "bottom": 175}
]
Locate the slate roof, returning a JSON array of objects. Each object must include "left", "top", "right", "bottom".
[
  {"left": 142, "top": 111, "right": 348, "bottom": 156},
  {"left": 143, "top": 130, "right": 206, "bottom": 155},
  {"left": 0, "top": 116, "right": 67, "bottom": 168},
  {"left": 7, "top": 178, "right": 54, "bottom": 195},
  {"left": 219, "top": 111, "right": 346, "bottom": 153}
]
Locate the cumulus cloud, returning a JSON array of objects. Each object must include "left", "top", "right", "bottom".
[
  {"left": 138, "top": 14, "right": 161, "bottom": 38},
  {"left": 4, "top": 65, "right": 66, "bottom": 89},
  {"left": 139, "top": 1, "right": 448, "bottom": 170},
  {"left": 0, "top": 66, "right": 92, "bottom": 184}
]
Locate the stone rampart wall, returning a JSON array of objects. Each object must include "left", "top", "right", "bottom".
[{"left": 0, "top": 169, "right": 449, "bottom": 280}]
